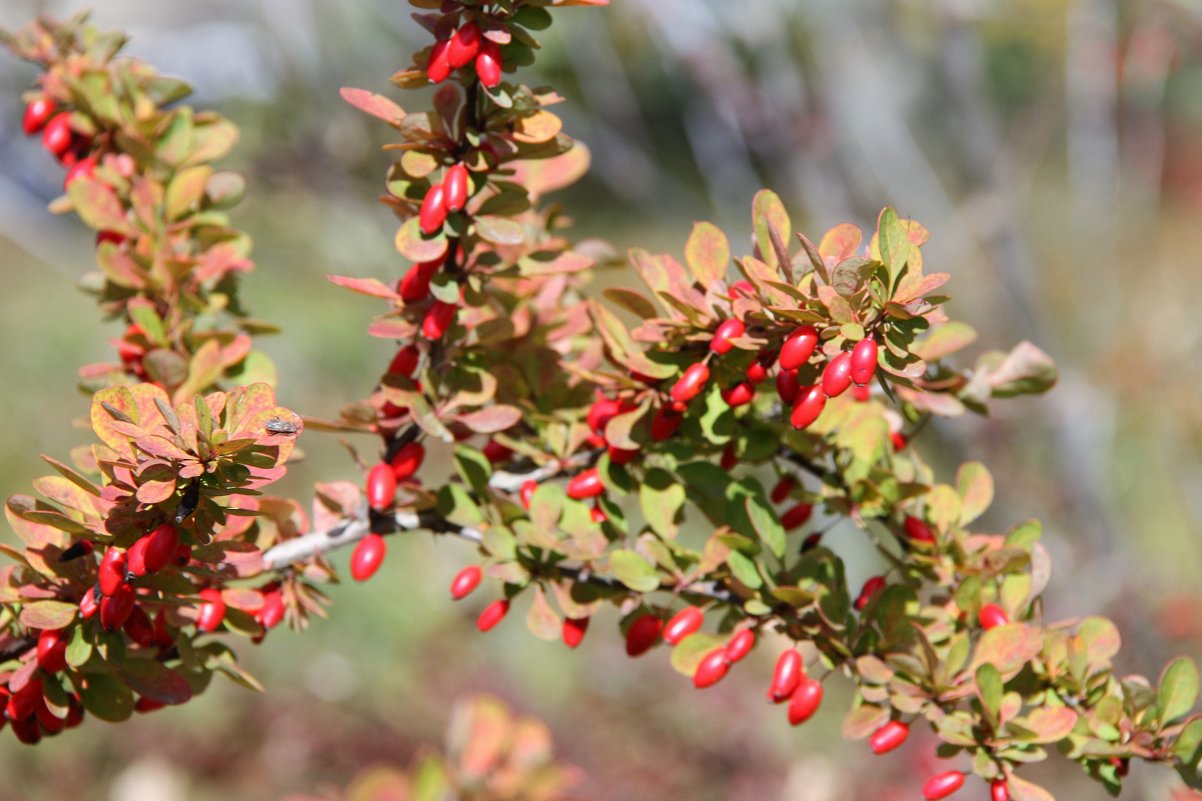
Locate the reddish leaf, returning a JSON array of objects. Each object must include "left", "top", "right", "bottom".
[{"left": 339, "top": 87, "right": 405, "bottom": 124}]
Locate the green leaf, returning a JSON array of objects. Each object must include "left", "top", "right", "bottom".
[
  {"left": 1173, "top": 718, "right": 1202, "bottom": 774},
  {"left": 453, "top": 446, "right": 492, "bottom": 497},
  {"left": 726, "top": 549, "right": 763, "bottom": 589},
  {"left": 956, "top": 462, "right": 994, "bottom": 525},
  {"left": 610, "top": 549, "right": 660, "bottom": 592},
  {"left": 744, "top": 494, "right": 785, "bottom": 559},
  {"left": 877, "top": 207, "right": 914, "bottom": 283},
  {"left": 640, "top": 469, "right": 684, "bottom": 540},
  {"left": 117, "top": 659, "right": 194, "bottom": 705},
  {"left": 437, "top": 484, "right": 484, "bottom": 528},
  {"left": 66, "top": 625, "right": 94, "bottom": 668},
  {"left": 684, "top": 221, "right": 730, "bottom": 286},
  {"left": 1159, "top": 657, "right": 1200, "bottom": 727},
  {"left": 752, "top": 189, "right": 791, "bottom": 272},
  {"left": 79, "top": 672, "right": 134, "bottom": 722},
  {"left": 669, "top": 633, "right": 726, "bottom": 677}
]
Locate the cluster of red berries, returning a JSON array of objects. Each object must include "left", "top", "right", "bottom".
[
  {"left": 1, "top": 665, "right": 85, "bottom": 745},
  {"left": 353, "top": 441, "right": 428, "bottom": 581},
  {"left": 427, "top": 20, "right": 502, "bottom": 88},
  {"left": 22, "top": 95, "right": 91, "bottom": 168}
]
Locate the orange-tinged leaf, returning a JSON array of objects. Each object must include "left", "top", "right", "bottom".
[
  {"left": 819, "top": 222, "right": 863, "bottom": 264},
  {"left": 67, "top": 176, "right": 135, "bottom": 235},
  {"left": 512, "top": 109, "right": 563, "bottom": 143},
  {"left": 328, "top": 274, "right": 400, "bottom": 300},
  {"left": 339, "top": 87, "right": 405, "bottom": 124},
  {"left": 1016, "top": 706, "right": 1078, "bottom": 743},
  {"left": 395, "top": 216, "right": 449, "bottom": 262},
  {"left": 684, "top": 221, "right": 730, "bottom": 286},
  {"left": 970, "top": 623, "right": 1044, "bottom": 677}
]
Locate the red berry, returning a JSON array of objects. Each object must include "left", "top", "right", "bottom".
[
  {"left": 427, "top": 38, "right": 452, "bottom": 83},
  {"left": 477, "top": 599, "right": 510, "bottom": 632},
  {"left": 721, "top": 382, "right": 755, "bottom": 407},
  {"left": 567, "top": 468, "right": 604, "bottom": 500},
  {"left": 36, "top": 629, "right": 69, "bottom": 674},
  {"left": 391, "top": 442, "right": 426, "bottom": 481},
  {"left": 444, "top": 162, "right": 470, "bottom": 213},
  {"left": 787, "top": 678, "right": 824, "bottom": 725},
  {"left": 126, "top": 536, "right": 150, "bottom": 578},
  {"left": 475, "top": 39, "right": 503, "bottom": 88},
  {"left": 890, "top": 431, "right": 908, "bottom": 451},
  {"left": 670, "top": 362, "right": 710, "bottom": 405},
  {"left": 587, "top": 397, "right": 625, "bottom": 437},
  {"left": 768, "top": 649, "right": 803, "bottom": 703},
  {"left": 719, "top": 443, "right": 738, "bottom": 471},
  {"left": 790, "top": 385, "right": 826, "bottom": 429},
  {"left": 79, "top": 587, "right": 100, "bottom": 620},
  {"left": 650, "top": 406, "right": 683, "bottom": 441},
  {"left": 779, "top": 326, "right": 818, "bottom": 371},
  {"left": 422, "top": 300, "right": 457, "bottom": 340},
  {"left": 855, "top": 576, "right": 886, "bottom": 611},
  {"left": 63, "top": 156, "right": 96, "bottom": 190},
  {"left": 852, "top": 384, "right": 871, "bottom": 402},
  {"left": 65, "top": 698, "right": 84, "bottom": 729},
  {"left": 98, "top": 548, "right": 127, "bottom": 597},
  {"left": 123, "top": 606, "right": 156, "bottom": 648},
  {"left": 607, "top": 444, "right": 640, "bottom": 465},
  {"left": 143, "top": 523, "right": 179, "bottom": 574},
  {"left": 821, "top": 352, "right": 853, "bottom": 397},
  {"left": 96, "top": 230, "right": 127, "bottom": 247},
  {"left": 482, "top": 439, "right": 514, "bottom": 464},
  {"left": 781, "top": 502, "right": 813, "bottom": 531},
  {"left": 451, "top": 565, "right": 483, "bottom": 600},
  {"left": 590, "top": 504, "right": 608, "bottom": 523},
  {"left": 197, "top": 588, "right": 226, "bottom": 633},
  {"left": 172, "top": 542, "right": 192, "bottom": 567},
  {"left": 350, "top": 534, "right": 387, "bottom": 581},
  {"left": 22, "top": 97, "right": 56, "bottom": 135},
  {"left": 399, "top": 260, "right": 439, "bottom": 304},
  {"left": 869, "top": 720, "right": 910, "bottom": 754},
  {"left": 9, "top": 715, "right": 41, "bottom": 744},
  {"left": 979, "top": 603, "right": 1009, "bottom": 630},
  {"left": 851, "top": 338, "right": 879, "bottom": 385},
  {"left": 904, "top": 515, "right": 935, "bottom": 544},
  {"left": 100, "top": 583, "right": 135, "bottom": 631},
  {"left": 36, "top": 699, "right": 66, "bottom": 734},
  {"left": 990, "top": 779, "right": 1010, "bottom": 801},
  {"left": 693, "top": 649, "right": 730, "bottom": 689},
  {"left": 6, "top": 677, "right": 42, "bottom": 721},
  {"left": 710, "top": 319, "right": 746, "bottom": 355},
  {"left": 770, "top": 476, "right": 797, "bottom": 504},
  {"left": 447, "top": 21, "right": 482, "bottom": 68},
  {"left": 776, "top": 368, "right": 801, "bottom": 404},
  {"left": 388, "top": 344, "right": 421, "bottom": 378},
  {"left": 664, "top": 606, "right": 704, "bottom": 645},
  {"left": 366, "top": 463, "right": 398, "bottom": 511},
  {"left": 728, "top": 280, "right": 755, "bottom": 299},
  {"left": 419, "top": 184, "right": 448, "bottom": 235},
  {"left": 745, "top": 357, "right": 770, "bottom": 384},
  {"left": 922, "top": 771, "right": 966, "bottom": 800},
  {"left": 258, "top": 591, "right": 285, "bottom": 629},
  {"left": 802, "top": 532, "right": 823, "bottom": 551},
  {"left": 519, "top": 480, "right": 537, "bottom": 509},
  {"left": 724, "top": 628, "right": 756, "bottom": 663},
  {"left": 562, "top": 616, "right": 589, "bottom": 649},
  {"left": 41, "top": 112, "right": 73, "bottom": 157},
  {"left": 625, "top": 613, "right": 663, "bottom": 657},
  {"left": 135, "top": 697, "right": 166, "bottom": 714}
]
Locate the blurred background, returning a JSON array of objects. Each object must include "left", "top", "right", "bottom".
[{"left": 2, "top": 0, "right": 1202, "bottom": 799}]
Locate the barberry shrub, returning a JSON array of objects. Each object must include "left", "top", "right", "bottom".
[{"left": 2, "top": 5, "right": 1201, "bottom": 800}]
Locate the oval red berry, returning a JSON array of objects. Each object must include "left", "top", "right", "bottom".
[
  {"left": 850, "top": 338, "right": 879, "bottom": 385},
  {"left": 450, "top": 565, "right": 483, "bottom": 600},
  {"left": 476, "top": 599, "right": 510, "bottom": 632},
  {"left": 868, "top": 720, "right": 910, "bottom": 754},
  {"left": 779, "top": 326, "right": 818, "bottom": 371},
  {"left": 787, "top": 678, "right": 823, "bottom": 725},
  {"left": 922, "top": 771, "right": 966, "bottom": 801},
  {"left": 821, "top": 352, "right": 853, "bottom": 397},
  {"left": 710, "top": 319, "right": 746, "bottom": 355},
  {"left": 670, "top": 362, "right": 710, "bottom": 405},
  {"left": 663, "top": 606, "right": 704, "bottom": 645},
  {"left": 350, "top": 533, "right": 387, "bottom": 582},
  {"left": 768, "top": 649, "right": 803, "bottom": 703},
  {"left": 625, "top": 613, "right": 663, "bottom": 657},
  {"left": 366, "top": 463, "right": 398, "bottom": 511},
  {"left": 790, "top": 385, "right": 826, "bottom": 430}
]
